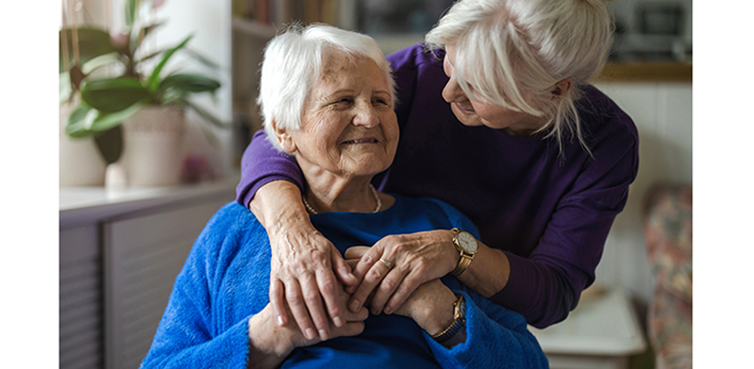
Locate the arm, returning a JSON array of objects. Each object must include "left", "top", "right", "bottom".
[
  {"left": 345, "top": 248, "right": 546, "bottom": 368},
  {"left": 141, "top": 215, "right": 368, "bottom": 369},
  {"left": 426, "top": 287, "right": 549, "bottom": 369},
  {"left": 235, "top": 130, "right": 357, "bottom": 340}
]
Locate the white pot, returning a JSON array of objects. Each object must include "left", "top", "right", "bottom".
[
  {"left": 116, "top": 106, "right": 186, "bottom": 187},
  {"left": 59, "top": 101, "right": 107, "bottom": 186}
]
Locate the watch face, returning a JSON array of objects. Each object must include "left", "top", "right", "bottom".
[{"left": 457, "top": 231, "right": 478, "bottom": 253}]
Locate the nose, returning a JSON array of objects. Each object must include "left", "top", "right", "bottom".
[
  {"left": 442, "top": 72, "right": 465, "bottom": 103},
  {"left": 352, "top": 103, "right": 380, "bottom": 128}
]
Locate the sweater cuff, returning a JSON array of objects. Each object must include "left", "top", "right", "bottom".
[{"left": 490, "top": 252, "right": 537, "bottom": 322}]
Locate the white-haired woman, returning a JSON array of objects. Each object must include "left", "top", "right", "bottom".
[
  {"left": 237, "top": 0, "right": 639, "bottom": 340},
  {"left": 141, "top": 24, "right": 547, "bottom": 368}
]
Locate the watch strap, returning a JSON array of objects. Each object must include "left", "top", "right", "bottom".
[
  {"left": 450, "top": 228, "right": 474, "bottom": 276},
  {"left": 431, "top": 294, "right": 466, "bottom": 343}
]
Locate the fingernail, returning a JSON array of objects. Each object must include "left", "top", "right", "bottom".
[
  {"left": 333, "top": 316, "right": 344, "bottom": 327},
  {"left": 277, "top": 316, "right": 285, "bottom": 327},
  {"left": 305, "top": 328, "right": 316, "bottom": 340},
  {"left": 384, "top": 306, "right": 392, "bottom": 315},
  {"left": 319, "top": 329, "right": 328, "bottom": 340},
  {"left": 350, "top": 299, "right": 361, "bottom": 312}
]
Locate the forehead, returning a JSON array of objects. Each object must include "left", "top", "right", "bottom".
[{"left": 316, "top": 50, "right": 384, "bottom": 85}]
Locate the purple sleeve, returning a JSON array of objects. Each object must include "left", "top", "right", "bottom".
[
  {"left": 493, "top": 115, "right": 639, "bottom": 328},
  {"left": 235, "top": 130, "right": 305, "bottom": 207}
]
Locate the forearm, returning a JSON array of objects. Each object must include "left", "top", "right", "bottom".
[
  {"left": 249, "top": 180, "right": 308, "bottom": 231},
  {"left": 236, "top": 130, "right": 304, "bottom": 208},
  {"left": 491, "top": 252, "right": 584, "bottom": 328},
  {"left": 455, "top": 240, "right": 510, "bottom": 299}
]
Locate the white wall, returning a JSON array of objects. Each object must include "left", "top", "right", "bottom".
[{"left": 593, "top": 81, "right": 692, "bottom": 304}]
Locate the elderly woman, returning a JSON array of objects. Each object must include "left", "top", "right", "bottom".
[
  {"left": 140, "top": 24, "right": 547, "bottom": 368},
  {"left": 237, "top": 0, "right": 639, "bottom": 340}
]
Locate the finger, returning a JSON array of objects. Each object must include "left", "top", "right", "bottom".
[
  {"left": 343, "top": 246, "right": 370, "bottom": 259},
  {"left": 382, "top": 271, "right": 424, "bottom": 315},
  {"left": 315, "top": 267, "right": 345, "bottom": 328},
  {"left": 285, "top": 280, "right": 318, "bottom": 341},
  {"left": 345, "top": 258, "right": 359, "bottom": 270},
  {"left": 331, "top": 247, "right": 357, "bottom": 287},
  {"left": 299, "top": 273, "right": 331, "bottom": 340},
  {"left": 269, "top": 278, "right": 288, "bottom": 327},
  {"left": 331, "top": 321, "right": 366, "bottom": 339},
  {"left": 348, "top": 256, "right": 392, "bottom": 313},
  {"left": 346, "top": 246, "right": 381, "bottom": 294},
  {"left": 367, "top": 267, "right": 408, "bottom": 315}
]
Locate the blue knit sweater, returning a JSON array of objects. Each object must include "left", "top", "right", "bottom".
[{"left": 141, "top": 196, "right": 549, "bottom": 368}]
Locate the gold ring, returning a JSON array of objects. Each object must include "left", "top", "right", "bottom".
[{"left": 379, "top": 258, "right": 394, "bottom": 270}]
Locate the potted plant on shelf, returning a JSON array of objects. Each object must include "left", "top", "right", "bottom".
[{"left": 60, "top": 0, "right": 225, "bottom": 187}]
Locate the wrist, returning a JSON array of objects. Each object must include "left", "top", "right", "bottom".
[
  {"left": 420, "top": 288, "right": 457, "bottom": 336},
  {"left": 248, "top": 307, "right": 295, "bottom": 362}
]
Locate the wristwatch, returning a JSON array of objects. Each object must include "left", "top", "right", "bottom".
[
  {"left": 450, "top": 228, "right": 478, "bottom": 276},
  {"left": 431, "top": 294, "right": 466, "bottom": 343}
]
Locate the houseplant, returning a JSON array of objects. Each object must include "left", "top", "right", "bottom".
[{"left": 60, "top": 0, "right": 225, "bottom": 186}]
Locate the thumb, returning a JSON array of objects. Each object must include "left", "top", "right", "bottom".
[
  {"left": 344, "top": 245, "right": 370, "bottom": 259},
  {"left": 332, "top": 246, "right": 357, "bottom": 285}
]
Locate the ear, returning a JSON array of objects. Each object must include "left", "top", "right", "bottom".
[
  {"left": 271, "top": 119, "right": 297, "bottom": 154},
  {"left": 550, "top": 77, "right": 573, "bottom": 101}
]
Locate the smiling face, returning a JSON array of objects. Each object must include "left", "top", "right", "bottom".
[
  {"left": 441, "top": 45, "right": 546, "bottom": 136},
  {"left": 276, "top": 50, "right": 399, "bottom": 180}
]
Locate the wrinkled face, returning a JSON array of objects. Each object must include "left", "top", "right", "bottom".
[
  {"left": 441, "top": 45, "right": 544, "bottom": 136},
  {"left": 279, "top": 51, "right": 399, "bottom": 179}
]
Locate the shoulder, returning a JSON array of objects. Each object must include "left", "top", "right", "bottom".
[
  {"left": 578, "top": 85, "right": 639, "bottom": 148},
  {"left": 387, "top": 43, "right": 443, "bottom": 73},
  {"left": 193, "top": 202, "right": 267, "bottom": 261}
]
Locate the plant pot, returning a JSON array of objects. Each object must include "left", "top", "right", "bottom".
[
  {"left": 59, "top": 101, "right": 107, "bottom": 186},
  {"left": 116, "top": 106, "right": 186, "bottom": 187}
]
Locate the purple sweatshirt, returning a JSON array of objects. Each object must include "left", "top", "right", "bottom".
[{"left": 236, "top": 44, "right": 639, "bottom": 328}]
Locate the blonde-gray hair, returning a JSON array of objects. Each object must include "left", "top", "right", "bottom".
[
  {"left": 426, "top": 0, "right": 612, "bottom": 155},
  {"left": 258, "top": 23, "right": 396, "bottom": 152}
]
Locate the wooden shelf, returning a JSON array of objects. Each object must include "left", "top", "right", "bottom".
[{"left": 598, "top": 61, "right": 692, "bottom": 82}]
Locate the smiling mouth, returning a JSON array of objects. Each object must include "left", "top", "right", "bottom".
[
  {"left": 454, "top": 102, "right": 474, "bottom": 114},
  {"left": 341, "top": 138, "right": 379, "bottom": 144}
]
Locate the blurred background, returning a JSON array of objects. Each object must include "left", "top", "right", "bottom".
[{"left": 58, "top": 1, "right": 692, "bottom": 368}]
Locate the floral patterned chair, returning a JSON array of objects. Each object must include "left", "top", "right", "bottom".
[{"left": 643, "top": 183, "right": 692, "bottom": 369}]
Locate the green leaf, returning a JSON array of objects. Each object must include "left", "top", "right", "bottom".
[
  {"left": 158, "top": 73, "right": 221, "bottom": 96},
  {"left": 89, "top": 103, "right": 142, "bottom": 132},
  {"left": 93, "top": 126, "right": 124, "bottom": 164},
  {"left": 59, "top": 27, "right": 119, "bottom": 73},
  {"left": 81, "top": 78, "right": 149, "bottom": 113},
  {"left": 181, "top": 98, "right": 229, "bottom": 129},
  {"left": 184, "top": 48, "right": 221, "bottom": 70},
  {"left": 131, "top": 22, "right": 165, "bottom": 54},
  {"left": 147, "top": 35, "right": 193, "bottom": 92},
  {"left": 60, "top": 72, "right": 72, "bottom": 104},
  {"left": 65, "top": 103, "right": 98, "bottom": 138},
  {"left": 81, "top": 52, "right": 122, "bottom": 74},
  {"left": 125, "top": 0, "right": 138, "bottom": 29}
]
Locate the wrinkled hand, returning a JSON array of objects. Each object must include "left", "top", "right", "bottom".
[
  {"left": 344, "top": 230, "right": 458, "bottom": 315},
  {"left": 249, "top": 284, "right": 369, "bottom": 368},
  {"left": 392, "top": 279, "right": 456, "bottom": 336},
  {"left": 268, "top": 224, "right": 357, "bottom": 341}
]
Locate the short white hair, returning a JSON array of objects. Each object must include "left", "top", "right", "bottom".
[
  {"left": 258, "top": 23, "right": 396, "bottom": 152},
  {"left": 426, "top": 0, "right": 612, "bottom": 155}
]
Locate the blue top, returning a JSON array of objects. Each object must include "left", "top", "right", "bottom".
[
  {"left": 141, "top": 196, "right": 548, "bottom": 368},
  {"left": 236, "top": 43, "right": 639, "bottom": 327}
]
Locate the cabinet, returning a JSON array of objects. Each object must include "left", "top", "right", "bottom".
[{"left": 59, "top": 178, "right": 237, "bottom": 369}]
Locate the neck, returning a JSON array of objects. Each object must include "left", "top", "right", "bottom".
[{"left": 302, "top": 171, "right": 380, "bottom": 214}]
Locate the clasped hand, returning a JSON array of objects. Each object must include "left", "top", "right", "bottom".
[{"left": 268, "top": 228, "right": 458, "bottom": 340}]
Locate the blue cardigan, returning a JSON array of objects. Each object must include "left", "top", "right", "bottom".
[{"left": 141, "top": 196, "right": 549, "bottom": 368}]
